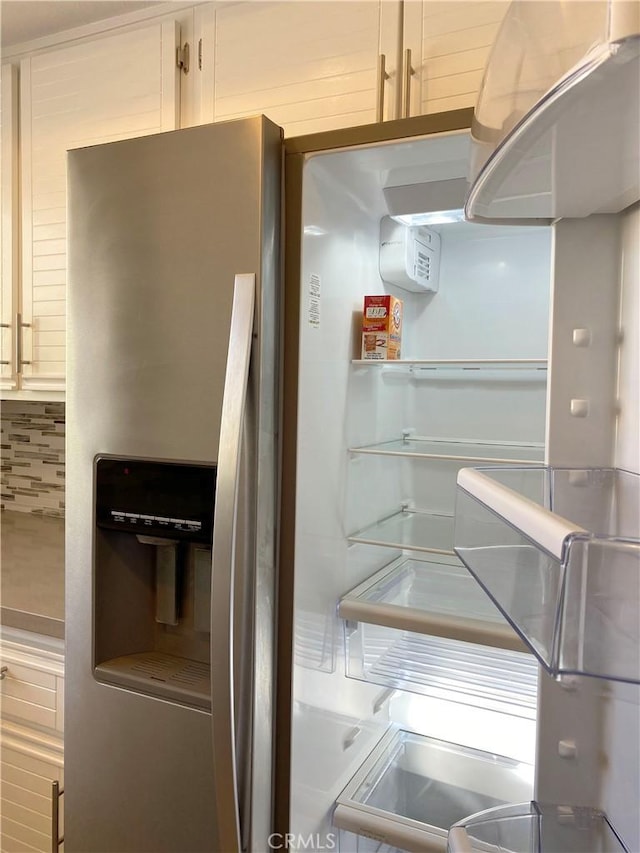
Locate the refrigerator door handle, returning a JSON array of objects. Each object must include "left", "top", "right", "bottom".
[{"left": 210, "top": 273, "right": 256, "bottom": 853}]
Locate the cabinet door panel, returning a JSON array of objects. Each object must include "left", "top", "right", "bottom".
[
  {"left": 19, "top": 21, "right": 180, "bottom": 390},
  {"left": 1, "top": 801, "right": 50, "bottom": 837},
  {"left": 3, "top": 761, "right": 57, "bottom": 799},
  {"left": 1, "top": 831, "right": 41, "bottom": 853},
  {"left": 1, "top": 739, "right": 63, "bottom": 853},
  {"left": 1, "top": 817, "right": 48, "bottom": 853},
  {"left": 1, "top": 65, "right": 18, "bottom": 390},
  {"left": 214, "top": 1, "right": 392, "bottom": 136},
  {"left": 403, "top": 0, "right": 509, "bottom": 117}
]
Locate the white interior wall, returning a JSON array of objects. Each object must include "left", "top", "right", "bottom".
[{"left": 291, "top": 149, "right": 392, "bottom": 844}]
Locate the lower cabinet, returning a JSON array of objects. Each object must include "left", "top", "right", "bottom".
[{"left": 0, "top": 631, "right": 64, "bottom": 853}]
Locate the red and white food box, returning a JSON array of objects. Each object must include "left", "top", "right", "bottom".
[{"left": 361, "top": 294, "right": 403, "bottom": 360}]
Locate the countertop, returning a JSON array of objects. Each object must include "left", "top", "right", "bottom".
[{"left": 1, "top": 510, "right": 65, "bottom": 638}]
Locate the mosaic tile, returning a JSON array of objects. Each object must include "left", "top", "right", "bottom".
[{"left": 0, "top": 401, "right": 65, "bottom": 516}]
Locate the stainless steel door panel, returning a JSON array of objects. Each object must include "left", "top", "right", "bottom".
[{"left": 66, "top": 116, "right": 281, "bottom": 852}]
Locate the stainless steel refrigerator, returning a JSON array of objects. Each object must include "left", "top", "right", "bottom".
[
  {"left": 66, "top": 3, "right": 639, "bottom": 847},
  {"left": 66, "top": 116, "right": 281, "bottom": 852}
]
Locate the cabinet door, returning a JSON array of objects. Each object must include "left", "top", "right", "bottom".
[
  {"left": 1, "top": 65, "right": 18, "bottom": 392},
  {"left": 1, "top": 735, "right": 64, "bottom": 853},
  {"left": 19, "top": 21, "right": 181, "bottom": 391},
  {"left": 212, "top": 1, "right": 400, "bottom": 136},
  {"left": 402, "top": 0, "right": 509, "bottom": 117}
]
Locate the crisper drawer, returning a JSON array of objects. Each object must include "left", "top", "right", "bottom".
[
  {"left": 334, "top": 729, "right": 533, "bottom": 853},
  {"left": 339, "top": 558, "right": 538, "bottom": 721},
  {"left": 337, "top": 829, "right": 405, "bottom": 853}
]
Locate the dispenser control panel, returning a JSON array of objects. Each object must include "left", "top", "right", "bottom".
[{"left": 95, "top": 457, "right": 216, "bottom": 544}]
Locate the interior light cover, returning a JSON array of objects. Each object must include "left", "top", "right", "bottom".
[{"left": 392, "top": 210, "right": 465, "bottom": 227}]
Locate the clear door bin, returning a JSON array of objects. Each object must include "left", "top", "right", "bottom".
[
  {"left": 454, "top": 467, "right": 640, "bottom": 684},
  {"left": 447, "top": 801, "right": 629, "bottom": 853},
  {"left": 339, "top": 559, "right": 538, "bottom": 717},
  {"left": 334, "top": 729, "right": 533, "bottom": 853}
]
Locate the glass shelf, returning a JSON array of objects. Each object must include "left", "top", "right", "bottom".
[
  {"left": 352, "top": 359, "right": 548, "bottom": 370},
  {"left": 348, "top": 510, "right": 455, "bottom": 557},
  {"left": 448, "top": 801, "right": 629, "bottom": 853},
  {"left": 454, "top": 466, "right": 640, "bottom": 684},
  {"left": 339, "top": 559, "right": 536, "bottom": 716},
  {"left": 349, "top": 438, "right": 544, "bottom": 465},
  {"left": 334, "top": 728, "right": 533, "bottom": 853}
]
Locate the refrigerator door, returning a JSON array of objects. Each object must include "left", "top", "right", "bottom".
[{"left": 66, "top": 117, "right": 281, "bottom": 852}]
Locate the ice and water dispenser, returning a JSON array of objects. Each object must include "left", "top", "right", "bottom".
[{"left": 93, "top": 457, "right": 216, "bottom": 709}]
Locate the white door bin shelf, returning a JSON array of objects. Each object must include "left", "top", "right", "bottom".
[
  {"left": 454, "top": 467, "right": 640, "bottom": 684},
  {"left": 447, "top": 801, "right": 629, "bottom": 853},
  {"left": 339, "top": 558, "right": 537, "bottom": 717},
  {"left": 333, "top": 728, "right": 533, "bottom": 853}
]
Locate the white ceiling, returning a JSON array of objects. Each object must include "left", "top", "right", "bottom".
[{"left": 1, "top": 1, "right": 166, "bottom": 49}]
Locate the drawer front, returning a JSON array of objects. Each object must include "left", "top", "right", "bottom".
[
  {"left": 2, "top": 661, "right": 56, "bottom": 692},
  {"left": 1, "top": 661, "right": 63, "bottom": 732}
]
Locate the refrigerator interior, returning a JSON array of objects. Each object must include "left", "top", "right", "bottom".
[{"left": 290, "top": 129, "right": 553, "bottom": 848}]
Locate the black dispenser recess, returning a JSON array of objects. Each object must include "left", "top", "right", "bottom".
[{"left": 93, "top": 457, "right": 216, "bottom": 709}]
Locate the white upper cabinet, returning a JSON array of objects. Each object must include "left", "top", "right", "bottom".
[
  {"left": 202, "top": 0, "right": 510, "bottom": 135},
  {"left": 17, "top": 20, "right": 181, "bottom": 392},
  {"left": 209, "top": 1, "right": 401, "bottom": 136},
  {"left": 1, "top": 66, "right": 19, "bottom": 392},
  {"left": 402, "top": 0, "right": 510, "bottom": 117}
]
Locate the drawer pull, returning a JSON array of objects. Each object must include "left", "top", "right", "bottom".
[
  {"left": 0, "top": 665, "right": 7, "bottom": 680},
  {"left": 52, "top": 780, "right": 64, "bottom": 851}
]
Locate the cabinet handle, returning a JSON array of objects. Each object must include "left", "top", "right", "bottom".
[
  {"left": 17, "top": 312, "right": 32, "bottom": 370},
  {"left": 51, "top": 781, "right": 64, "bottom": 851},
  {"left": 402, "top": 48, "right": 414, "bottom": 118},
  {"left": 0, "top": 665, "right": 7, "bottom": 679},
  {"left": 376, "top": 54, "right": 389, "bottom": 122},
  {"left": 0, "top": 323, "right": 9, "bottom": 365}
]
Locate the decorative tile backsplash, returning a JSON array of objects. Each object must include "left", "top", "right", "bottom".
[{"left": 1, "top": 401, "right": 65, "bottom": 517}]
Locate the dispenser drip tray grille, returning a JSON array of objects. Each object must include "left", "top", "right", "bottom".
[{"left": 95, "top": 651, "right": 211, "bottom": 709}]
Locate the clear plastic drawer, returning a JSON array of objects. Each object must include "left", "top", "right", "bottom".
[
  {"left": 334, "top": 729, "right": 533, "bottom": 853},
  {"left": 339, "top": 558, "right": 537, "bottom": 717}
]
